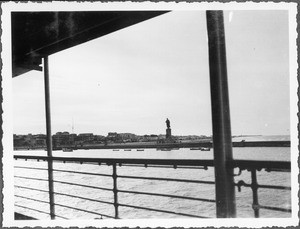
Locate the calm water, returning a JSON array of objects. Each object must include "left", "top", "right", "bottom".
[{"left": 14, "top": 147, "right": 291, "bottom": 219}]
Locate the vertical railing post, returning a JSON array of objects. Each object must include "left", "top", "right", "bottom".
[
  {"left": 44, "top": 56, "right": 55, "bottom": 219},
  {"left": 206, "top": 10, "right": 236, "bottom": 218},
  {"left": 112, "top": 163, "right": 119, "bottom": 219},
  {"left": 251, "top": 169, "right": 260, "bottom": 217}
]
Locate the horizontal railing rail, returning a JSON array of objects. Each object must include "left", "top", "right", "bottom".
[
  {"left": 14, "top": 155, "right": 291, "bottom": 170},
  {"left": 15, "top": 166, "right": 113, "bottom": 177},
  {"left": 117, "top": 189, "right": 216, "bottom": 203},
  {"left": 15, "top": 185, "right": 115, "bottom": 219},
  {"left": 15, "top": 204, "right": 69, "bottom": 219},
  {"left": 236, "top": 180, "right": 291, "bottom": 191},
  {"left": 14, "top": 155, "right": 291, "bottom": 219},
  {"left": 228, "top": 160, "right": 291, "bottom": 171},
  {"left": 14, "top": 155, "right": 215, "bottom": 166},
  {"left": 117, "top": 174, "right": 215, "bottom": 184},
  {"left": 117, "top": 203, "right": 209, "bottom": 218}
]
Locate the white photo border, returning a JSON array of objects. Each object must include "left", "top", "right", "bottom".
[{"left": 1, "top": 1, "right": 298, "bottom": 228}]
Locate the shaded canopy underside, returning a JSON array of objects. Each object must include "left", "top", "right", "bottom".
[{"left": 12, "top": 11, "right": 168, "bottom": 77}]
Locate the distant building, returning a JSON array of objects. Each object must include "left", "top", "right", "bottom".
[
  {"left": 13, "top": 134, "right": 46, "bottom": 148},
  {"left": 140, "top": 134, "right": 158, "bottom": 142},
  {"left": 13, "top": 131, "right": 209, "bottom": 149},
  {"left": 34, "top": 134, "right": 46, "bottom": 147},
  {"left": 53, "top": 132, "right": 76, "bottom": 147},
  {"left": 13, "top": 134, "right": 27, "bottom": 147},
  {"left": 107, "top": 132, "right": 118, "bottom": 138},
  {"left": 93, "top": 135, "right": 106, "bottom": 144},
  {"left": 118, "top": 133, "right": 137, "bottom": 142},
  {"left": 77, "top": 133, "right": 94, "bottom": 144},
  {"left": 69, "top": 133, "right": 77, "bottom": 143},
  {"left": 106, "top": 132, "right": 120, "bottom": 143}
]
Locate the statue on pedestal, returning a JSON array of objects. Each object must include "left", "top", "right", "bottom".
[
  {"left": 166, "top": 118, "right": 170, "bottom": 129},
  {"left": 157, "top": 118, "right": 176, "bottom": 144},
  {"left": 165, "top": 118, "right": 171, "bottom": 140}
]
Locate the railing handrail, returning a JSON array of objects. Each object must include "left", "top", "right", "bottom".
[
  {"left": 14, "top": 155, "right": 290, "bottom": 170},
  {"left": 14, "top": 154, "right": 291, "bottom": 219},
  {"left": 14, "top": 155, "right": 214, "bottom": 166},
  {"left": 228, "top": 159, "right": 290, "bottom": 171}
]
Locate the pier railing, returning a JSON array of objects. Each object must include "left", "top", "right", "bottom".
[{"left": 14, "top": 155, "right": 291, "bottom": 219}]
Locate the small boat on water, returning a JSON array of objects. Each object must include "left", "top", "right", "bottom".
[
  {"left": 190, "top": 147, "right": 201, "bottom": 150},
  {"left": 113, "top": 149, "right": 120, "bottom": 151},
  {"left": 190, "top": 147, "right": 211, "bottom": 151},
  {"left": 156, "top": 148, "right": 171, "bottom": 151},
  {"left": 124, "top": 149, "right": 131, "bottom": 151},
  {"left": 137, "top": 149, "right": 144, "bottom": 151},
  {"left": 62, "top": 148, "right": 73, "bottom": 152}
]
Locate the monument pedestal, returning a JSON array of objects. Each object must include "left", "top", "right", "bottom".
[
  {"left": 166, "top": 128, "right": 172, "bottom": 139},
  {"left": 165, "top": 128, "right": 175, "bottom": 143}
]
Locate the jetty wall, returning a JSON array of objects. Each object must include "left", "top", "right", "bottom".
[
  {"left": 75, "top": 140, "right": 290, "bottom": 150},
  {"left": 14, "top": 141, "right": 291, "bottom": 151}
]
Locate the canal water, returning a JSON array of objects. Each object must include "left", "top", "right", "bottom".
[{"left": 14, "top": 147, "right": 291, "bottom": 219}]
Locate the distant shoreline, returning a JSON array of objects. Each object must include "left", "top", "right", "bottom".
[{"left": 14, "top": 140, "right": 291, "bottom": 151}]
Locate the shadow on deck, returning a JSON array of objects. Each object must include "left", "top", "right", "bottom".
[{"left": 15, "top": 212, "right": 37, "bottom": 220}]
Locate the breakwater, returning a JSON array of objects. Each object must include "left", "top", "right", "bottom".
[
  {"left": 232, "top": 140, "right": 290, "bottom": 147},
  {"left": 63, "top": 140, "right": 290, "bottom": 150},
  {"left": 14, "top": 141, "right": 290, "bottom": 151}
]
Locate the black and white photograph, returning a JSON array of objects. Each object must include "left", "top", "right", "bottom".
[{"left": 1, "top": 1, "right": 298, "bottom": 228}]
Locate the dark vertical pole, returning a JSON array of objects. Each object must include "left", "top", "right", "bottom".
[
  {"left": 112, "top": 164, "right": 119, "bottom": 219},
  {"left": 206, "top": 10, "right": 236, "bottom": 218},
  {"left": 251, "top": 169, "right": 260, "bottom": 218},
  {"left": 44, "top": 56, "right": 55, "bottom": 219}
]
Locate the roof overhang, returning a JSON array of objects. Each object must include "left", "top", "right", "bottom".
[{"left": 12, "top": 11, "right": 169, "bottom": 77}]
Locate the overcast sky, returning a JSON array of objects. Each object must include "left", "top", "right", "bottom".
[{"left": 12, "top": 10, "right": 290, "bottom": 136}]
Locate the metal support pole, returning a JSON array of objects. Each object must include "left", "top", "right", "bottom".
[
  {"left": 112, "top": 164, "right": 119, "bottom": 219},
  {"left": 251, "top": 169, "right": 260, "bottom": 218},
  {"left": 206, "top": 10, "right": 236, "bottom": 218},
  {"left": 44, "top": 56, "right": 55, "bottom": 219}
]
